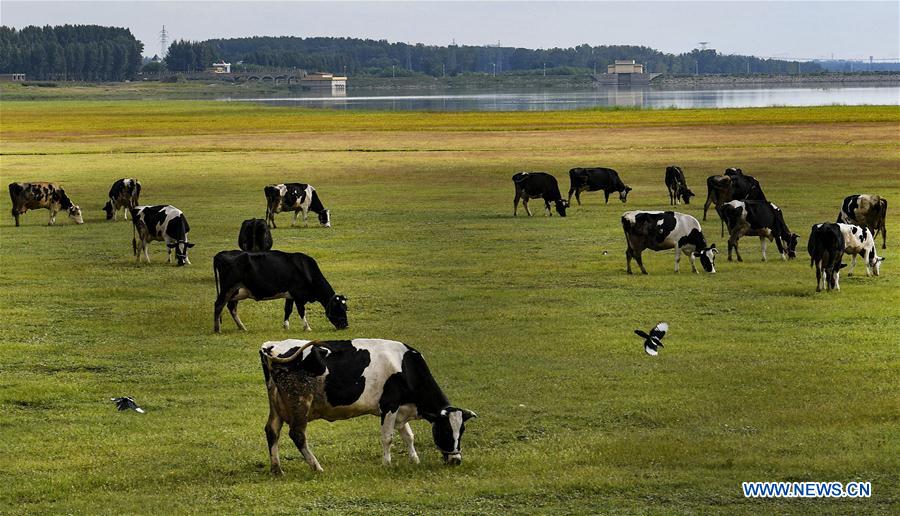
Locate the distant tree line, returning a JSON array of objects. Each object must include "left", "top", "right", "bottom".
[
  {"left": 205, "top": 36, "right": 821, "bottom": 76},
  {"left": 163, "top": 40, "right": 219, "bottom": 72},
  {"left": 0, "top": 25, "right": 143, "bottom": 81}
]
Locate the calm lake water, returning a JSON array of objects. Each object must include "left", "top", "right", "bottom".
[{"left": 226, "top": 86, "right": 900, "bottom": 111}]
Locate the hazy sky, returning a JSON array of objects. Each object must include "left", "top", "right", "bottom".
[{"left": 2, "top": 1, "right": 898, "bottom": 60}]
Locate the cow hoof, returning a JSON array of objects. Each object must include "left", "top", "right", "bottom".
[
  {"left": 410, "top": 455, "right": 420, "bottom": 465},
  {"left": 271, "top": 466, "right": 284, "bottom": 476},
  {"left": 727, "top": 257, "right": 733, "bottom": 262},
  {"left": 282, "top": 321, "right": 290, "bottom": 330}
]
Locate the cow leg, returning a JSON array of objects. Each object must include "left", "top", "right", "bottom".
[
  {"left": 523, "top": 198, "right": 533, "bottom": 217},
  {"left": 634, "top": 250, "right": 648, "bottom": 275},
  {"left": 13, "top": 208, "right": 20, "bottom": 227},
  {"left": 703, "top": 196, "right": 713, "bottom": 221},
  {"left": 282, "top": 300, "right": 293, "bottom": 329},
  {"left": 265, "top": 408, "right": 285, "bottom": 475},
  {"left": 48, "top": 209, "right": 57, "bottom": 226},
  {"left": 544, "top": 200, "right": 552, "bottom": 217},
  {"left": 398, "top": 422, "right": 419, "bottom": 464},
  {"left": 288, "top": 420, "right": 323, "bottom": 473},
  {"left": 291, "top": 210, "right": 299, "bottom": 227},
  {"left": 604, "top": 191, "right": 610, "bottom": 204},
  {"left": 575, "top": 189, "right": 582, "bottom": 206},
  {"left": 302, "top": 208, "right": 310, "bottom": 227},
  {"left": 380, "top": 411, "right": 398, "bottom": 465},
  {"left": 815, "top": 262, "right": 823, "bottom": 292},
  {"left": 848, "top": 254, "right": 857, "bottom": 276},
  {"left": 298, "top": 303, "right": 311, "bottom": 331},
  {"left": 228, "top": 300, "right": 247, "bottom": 331},
  {"left": 625, "top": 246, "right": 634, "bottom": 275},
  {"left": 167, "top": 246, "right": 172, "bottom": 263},
  {"left": 759, "top": 236, "right": 769, "bottom": 261},
  {"left": 513, "top": 192, "right": 521, "bottom": 216},
  {"left": 567, "top": 187, "right": 575, "bottom": 205},
  {"left": 674, "top": 246, "right": 681, "bottom": 273},
  {"left": 214, "top": 293, "right": 228, "bottom": 333}
]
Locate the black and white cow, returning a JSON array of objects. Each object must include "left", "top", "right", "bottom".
[
  {"left": 567, "top": 167, "right": 632, "bottom": 205},
  {"left": 103, "top": 178, "right": 141, "bottom": 221},
  {"left": 264, "top": 183, "right": 331, "bottom": 229},
  {"left": 837, "top": 223, "right": 884, "bottom": 277},
  {"left": 664, "top": 166, "right": 695, "bottom": 205},
  {"left": 130, "top": 205, "right": 194, "bottom": 266},
  {"left": 260, "top": 338, "right": 477, "bottom": 473},
  {"left": 621, "top": 210, "right": 718, "bottom": 274},
  {"left": 837, "top": 194, "right": 888, "bottom": 249},
  {"left": 238, "top": 218, "right": 273, "bottom": 252},
  {"left": 8, "top": 182, "right": 83, "bottom": 226},
  {"left": 703, "top": 168, "right": 767, "bottom": 235},
  {"left": 213, "top": 250, "right": 348, "bottom": 333},
  {"left": 808, "top": 223, "right": 847, "bottom": 292},
  {"left": 512, "top": 172, "right": 569, "bottom": 217},
  {"left": 719, "top": 200, "right": 799, "bottom": 262}
]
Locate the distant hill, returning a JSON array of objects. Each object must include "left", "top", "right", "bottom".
[{"left": 204, "top": 36, "right": 820, "bottom": 76}]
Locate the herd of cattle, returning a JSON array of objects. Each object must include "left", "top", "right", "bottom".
[
  {"left": 510, "top": 166, "right": 887, "bottom": 290},
  {"left": 5, "top": 166, "right": 890, "bottom": 471}
]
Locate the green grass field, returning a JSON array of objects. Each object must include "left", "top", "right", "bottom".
[{"left": 1, "top": 100, "right": 898, "bottom": 514}]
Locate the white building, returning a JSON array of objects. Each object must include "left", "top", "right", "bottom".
[
  {"left": 211, "top": 61, "right": 232, "bottom": 74},
  {"left": 299, "top": 72, "right": 347, "bottom": 94}
]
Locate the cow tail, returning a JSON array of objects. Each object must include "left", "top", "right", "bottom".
[
  {"left": 132, "top": 222, "right": 137, "bottom": 257},
  {"left": 879, "top": 199, "right": 888, "bottom": 249},
  {"left": 214, "top": 260, "right": 220, "bottom": 297},
  {"left": 133, "top": 181, "right": 142, "bottom": 206},
  {"left": 259, "top": 350, "right": 272, "bottom": 385},
  {"left": 8, "top": 183, "right": 23, "bottom": 217}
]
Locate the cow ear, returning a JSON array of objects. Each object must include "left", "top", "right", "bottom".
[
  {"left": 166, "top": 243, "right": 176, "bottom": 248},
  {"left": 418, "top": 411, "right": 439, "bottom": 422},
  {"left": 839, "top": 263, "right": 848, "bottom": 269},
  {"left": 710, "top": 244, "right": 717, "bottom": 250},
  {"left": 186, "top": 242, "right": 195, "bottom": 248},
  {"left": 461, "top": 409, "right": 477, "bottom": 421}
]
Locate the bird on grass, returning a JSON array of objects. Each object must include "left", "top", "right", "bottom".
[
  {"left": 111, "top": 396, "right": 145, "bottom": 413},
  {"left": 634, "top": 322, "right": 668, "bottom": 356}
]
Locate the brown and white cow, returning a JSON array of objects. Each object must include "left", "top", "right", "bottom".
[
  {"left": 8, "top": 182, "right": 84, "bottom": 226},
  {"left": 837, "top": 194, "right": 888, "bottom": 250}
]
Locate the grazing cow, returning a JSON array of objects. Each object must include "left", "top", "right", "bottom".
[
  {"left": 621, "top": 210, "right": 718, "bottom": 274},
  {"left": 664, "top": 166, "right": 695, "bottom": 205},
  {"left": 8, "top": 182, "right": 84, "bottom": 226},
  {"left": 102, "top": 178, "right": 142, "bottom": 221},
  {"left": 512, "top": 172, "right": 569, "bottom": 217},
  {"left": 264, "top": 183, "right": 331, "bottom": 229},
  {"left": 703, "top": 168, "right": 767, "bottom": 235},
  {"left": 238, "top": 218, "right": 273, "bottom": 252},
  {"left": 260, "top": 338, "right": 477, "bottom": 473},
  {"left": 808, "top": 223, "right": 847, "bottom": 292},
  {"left": 130, "top": 205, "right": 194, "bottom": 266},
  {"left": 837, "top": 223, "right": 884, "bottom": 277},
  {"left": 567, "top": 167, "right": 632, "bottom": 205},
  {"left": 837, "top": 194, "right": 887, "bottom": 249},
  {"left": 213, "top": 250, "right": 348, "bottom": 333},
  {"left": 719, "top": 200, "right": 799, "bottom": 262}
]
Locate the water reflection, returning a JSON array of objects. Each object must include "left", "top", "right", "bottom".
[{"left": 223, "top": 86, "right": 900, "bottom": 111}]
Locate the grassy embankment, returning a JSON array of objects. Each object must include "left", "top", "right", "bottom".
[{"left": 1, "top": 101, "right": 898, "bottom": 513}]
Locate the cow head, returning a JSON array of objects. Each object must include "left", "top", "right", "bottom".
[
  {"left": 782, "top": 233, "right": 799, "bottom": 259},
  {"left": 68, "top": 205, "right": 84, "bottom": 224},
  {"left": 679, "top": 187, "right": 696, "bottom": 204},
  {"left": 619, "top": 186, "right": 633, "bottom": 203},
  {"left": 869, "top": 250, "right": 885, "bottom": 276},
  {"left": 553, "top": 200, "right": 569, "bottom": 217},
  {"left": 325, "top": 294, "right": 349, "bottom": 329},
  {"left": 102, "top": 201, "right": 114, "bottom": 220},
  {"left": 423, "top": 407, "right": 477, "bottom": 465},
  {"left": 693, "top": 244, "right": 718, "bottom": 273},
  {"left": 318, "top": 209, "right": 331, "bottom": 228},
  {"left": 166, "top": 240, "right": 195, "bottom": 266}
]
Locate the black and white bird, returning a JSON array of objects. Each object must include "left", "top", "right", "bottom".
[
  {"left": 111, "top": 396, "right": 145, "bottom": 413},
  {"left": 634, "top": 322, "right": 668, "bottom": 356}
]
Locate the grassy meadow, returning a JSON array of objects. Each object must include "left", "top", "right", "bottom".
[{"left": 0, "top": 100, "right": 898, "bottom": 513}]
